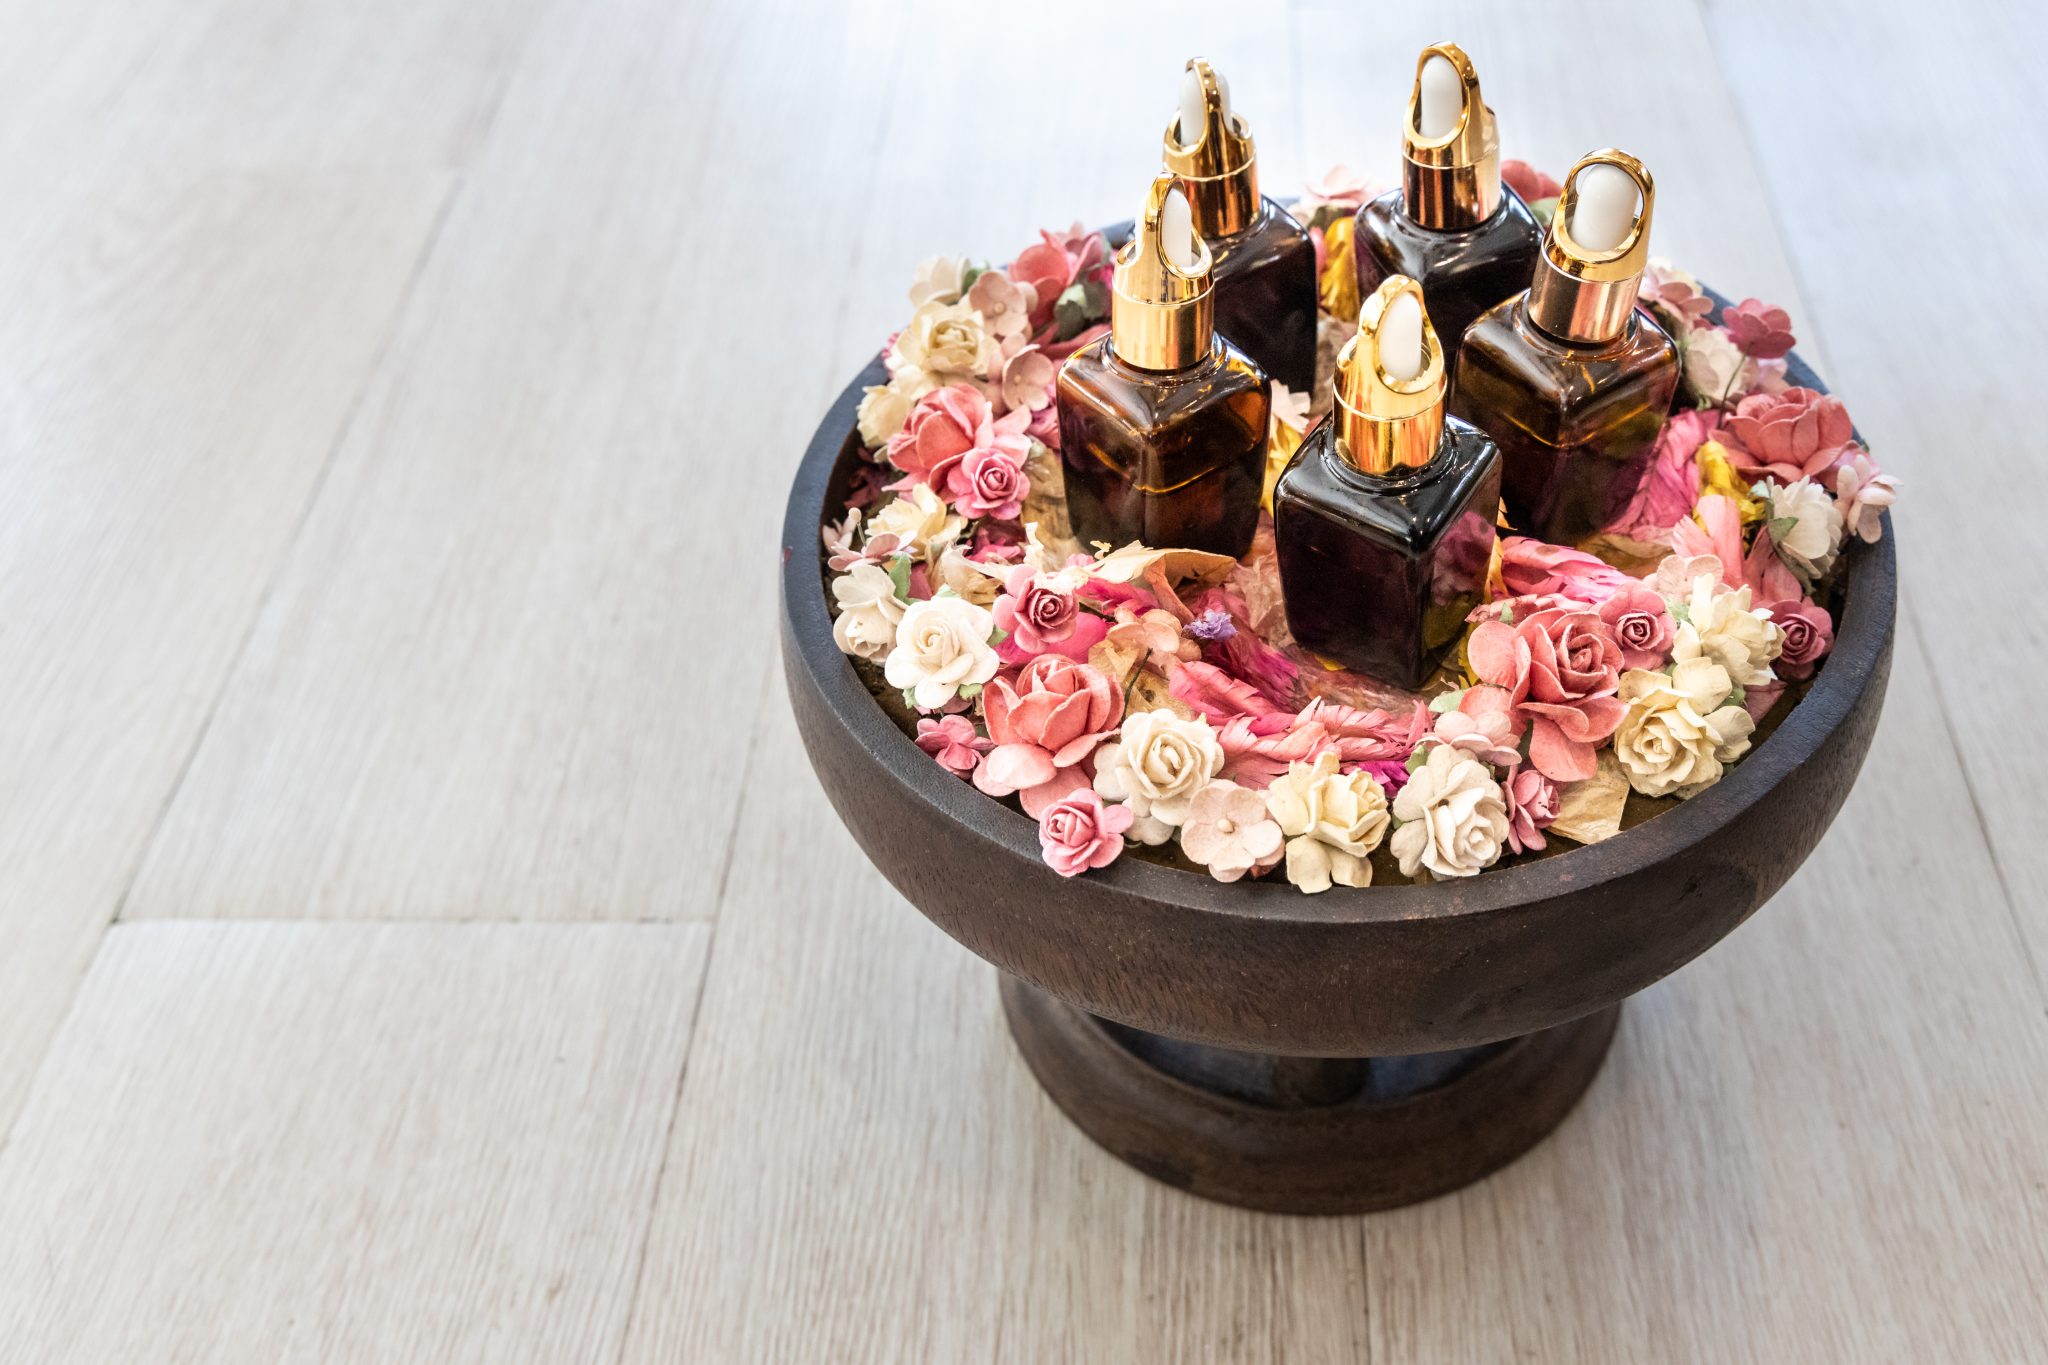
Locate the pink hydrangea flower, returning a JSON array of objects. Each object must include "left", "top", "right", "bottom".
[
  {"left": 1765, "top": 597, "right": 1835, "bottom": 680},
  {"left": 1719, "top": 387, "right": 1857, "bottom": 484},
  {"left": 1721, "top": 298, "right": 1796, "bottom": 360},
  {"left": 915, "top": 715, "right": 990, "bottom": 777},
  {"left": 1598, "top": 586, "right": 1676, "bottom": 670},
  {"left": 1037, "top": 788, "right": 1133, "bottom": 877},
  {"left": 885, "top": 383, "right": 1030, "bottom": 494},
  {"left": 1178, "top": 780, "right": 1285, "bottom": 883},
  {"left": 1833, "top": 451, "right": 1898, "bottom": 544},
  {"left": 1502, "top": 764, "right": 1561, "bottom": 855},
  {"left": 946, "top": 444, "right": 1027, "bottom": 521},
  {"left": 1498, "top": 537, "right": 1635, "bottom": 605},
  {"left": 974, "top": 655, "right": 1123, "bottom": 816},
  {"left": 1468, "top": 606, "right": 1627, "bottom": 783}
]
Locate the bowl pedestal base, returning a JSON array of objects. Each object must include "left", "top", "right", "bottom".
[{"left": 1001, "top": 976, "right": 1620, "bottom": 1215}]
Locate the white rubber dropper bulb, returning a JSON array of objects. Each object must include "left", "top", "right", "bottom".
[
  {"left": 1417, "top": 55, "right": 1461, "bottom": 137},
  {"left": 1381, "top": 291, "right": 1425, "bottom": 382},
  {"left": 1160, "top": 187, "right": 1201, "bottom": 271},
  {"left": 1178, "top": 65, "right": 1231, "bottom": 145},
  {"left": 1570, "top": 163, "right": 1639, "bottom": 250}
]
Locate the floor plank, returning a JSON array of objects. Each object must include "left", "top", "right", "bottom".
[
  {"left": 0, "top": 167, "right": 449, "bottom": 1136},
  {"left": 0, "top": 921, "right": 708, "bottom": 1364},
  {"left": 121, "top": 0, "right": 916, "bottom": 924}
]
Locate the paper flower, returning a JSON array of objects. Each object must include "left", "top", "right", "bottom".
[
  {"left": 1639, "top": 258, "right": 1715, "bottom": 332},
  {"left": 1498, "top": 537, "right": 1636, "bottom": 604},
  {"left": 972, "top": 654, "right": 1122, "bottom": 816},
  {"left": 856, "top": 375, "right": 925, "bottom": 447},
  {"left": 884, "top": 595, "right": 999, "bottom": 711},
  {"left": 1502, "top": 764, "right": 1561, "bottom": 854},
  {"left": 1613, "top": 659, "right": 1757, "bottom": 798},
  {"left": 1467, "top": 605, "right": 1628, "bottom": 783},
  {"left": 886, "top": 383, "right": 1031, "bottom": 496},
  {"left": 999, "top": 346, "right": 1056, "bottom": 414},
  {"left": 1501, "top": 159, "right": 1561, "bottom": 203},
  {"left": 1671, "top": 575, "right": 1783, "bottom": 689},
  {"left": 1389, "top": 745, "right": 1510, "bottom": 879},
  {"left": 1179, "top": 780, "right": 1285, "bottom": 883},
  {"left": 1682, "top": 325, "right": 1752, "bottom": 406},
  {"left": 1833, "top": 451, "right": 1899, "bottom": 544},
  {"left": 908, "top": 255, "right": 970, "bottom": 307},
  {"left": 865, "top": 485, "right": 964, "bottom": 561},
  {"left": 966, "top": 269, "right": 1036, "bottom": 345},
  {"left": 1765, "top": 597, "right": 1835, "bottom": 681},
  {"left": 1762, "top": 477, "right": 1844, "bottom": 583},
  {"left": 1037, "top": 788, "right": 1134, "bottom": 877},
  {"left": 1597, "top": 586, "right": 1676, "bottom": 670},
  {"left": 947, "top": 443, "right": 1027, "bottom": 522},
  {"left": 1721, "top": 298, "right": 1796, "bottom": 359},
  {"left": 1603, "top": 408, "right": 1717, "bottom": 542},
  {"left": 1091, "top": 711, "right": 1226, "bottom": 845},
  {"left": 890, "top": 298, "right": 1002, "bottom": 389},
  {"left": 1719, "top": 387, "right": 1857, "bottom": 484},
  {"left": 829, "top": 561, "right": 907, "bottom": 661},
  {"left": 1265, "top": 752, "right": 1389, "bottom": 893},
  {"left": 1427, "top": 694, "right": 1521, "bottom": 770},
  {"left": 915, "top": 714, "right": 990, "bottom": 776}
]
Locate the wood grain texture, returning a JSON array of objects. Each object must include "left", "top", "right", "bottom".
[
  {"left": 120, "top": 0, "right": 919, "bottom": 923},
  {"left": 0, "top": 921, "right": 709, "bottom": 1364},
  {"left": 0, "top": 168, "right": 448, "bottom": 1137}
]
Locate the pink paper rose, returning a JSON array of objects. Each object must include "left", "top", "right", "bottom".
[
  {"left": 1468, "top": 606, "right": 1627, "bottom": 783},
  {"left": 1719, "top": 388, "right": 1856, "bottom": 484},
  {"left": 1598, "top": 586, "right": 1676, "bottom": 670},
  {"left": 992, "top": 567, "right": 1108, "bottom": 663},
  {"left": 1037, "top": 788, "right": 1133, "bottom": 877},
  {"left": 1011, "top": 225, "right": 1109, "bottom": 331},
  {"left": 1503, "top": 764, "right": 1562, "bottom": 855},
  {"left": 885, "top": 383, "right": 1030, "bottom": 494},
  {"left": 1765, "top": 597, "right": 1835, "bottom": 681},
  {"left": 915, "top": 715, "right": 990, "bottom": 777},
  {"left": 1499, "top": 537, "right": 1635, "bottom": 605},
  {"left": 946, "top": 444, "right": 1027, "bottom": 521},
  {"left": 974, "top": 655, "right": 1123, "bottom": 816},
  {"left": 1501, "top": 159, "right": 1561, "bottom": 202},
  {"left": 1721, "top": 298, "right": 1796, "bottom": 360}
]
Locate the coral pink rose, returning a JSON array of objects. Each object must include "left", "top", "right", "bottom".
[
  {"left": 1719, "top": 387, "right": 1856, "bottom": 484},
  {"left": 1468, "top": 607, "right": 1627, "bottom": 783},
  {"left": 1765, "top": 597, "right": 1835, "bottom": 681},
  {"left": 1502, "top": 159, "right": 1561, "bottom": 202},
  {"left": 915, "top": 715, "right": 990, "bottom": 776},
  {"left": 1037, "top": 788, "right": 1133, "bottom": 877},
  {"left": 1721, "top": 298, "right": 1796, "bottom": 360},
  {"left": 974, "top": 655, "right": 1123, "bottom": 815},
  {"left": 1499, "top": 537, "right": 1635, "bottom": 605},
  {"left": 1503, "top": 764, "right": 1561, "bottom": 854},
  {"left": 885, "top": 383, "right": 1030, "bottom": 493},
  {"left": 1604, "top": 408, "right": 1715, "bottom": 541},
  {"left": 947, "top": 444, "right": 1027, "bottom": 521},
  {"left": 1598, "top": 586, "right": 1676, "bottom": 670}
]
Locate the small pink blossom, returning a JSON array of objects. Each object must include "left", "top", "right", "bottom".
[
  {"left": 1178, "top": 781, "right": 1285, "bottom": 883},
  {"left": 1833, "top": 451, "right": 1898, "bottom": 544},
  {"left": 1302, "top": 164, "right": 1378, "bottom": 210},
  {"left": 1000, "top": 346, "right": 1057, "bottom": 414},
  {"left": 1721, "top": 298, "right": 1796, "bottom": 360},
  {"left": 1498, "top": 537, "right": 1635, "bottom": 605},
  {"left": 915, "top": 715, "right": 990, "bottom": 777},
  {"left": 1719, "top": 387, "right": 1857, "bottom": 485},
  {"left": 966, "top": 270, "right": 1036, "bottom": 345},
  {"left": 1468, "top": 607, "right": 1628, "bottom": 783},
  {"left": 1765, "top": 597, "right": 1835, "bottom": 681},
  {"left": 1598, "top": 586, "right": 1676, "bottom": 669},
  {"left": 821, "top": 510, "right": 906, "bottom": 572},
  {"left": 1037, "top": 788, "right": 1133, "bottom": 878},
  {"left": 974, "top": 655, "right": 1123, "bottom": 816},
  {"left": 1502, "top": 764, "right": 1561, "bottom": 855},
  {"left": 947, "top": 443, "right": 1028, "bottom": 521}
]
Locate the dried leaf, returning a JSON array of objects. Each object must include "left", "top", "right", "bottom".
[
  {"left": 1020, "top": 443, "right": 1085, "bottom": 565},
  {"left": 1087, "top": 541, "right": 1238, "bottom": 591},
  {"left": 1548, "top": 751, "right": 1629, "bottom": 845},
  {"left": 1126, "top": 666, "right": 1195, "bottom": 718},
  {"left": 1087, "top": 639, "right": 1145, "bottom": 693}
]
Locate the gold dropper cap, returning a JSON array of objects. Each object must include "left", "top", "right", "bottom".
[
  {"left": 1110, "top": 173, "right": 1215, "bottom": 372},
  {"left": 1336, "top": 276, "right": 1445, "bottom": 474},
  {"left": 1402, "top": 42, "right": 1502, "bottom": 230},
  {"left": 1527, "top": 149, "right": 1656, "bottom": 344},
  {"left": 1162, "top": 58, "right": 1259, "bottom": 239}
]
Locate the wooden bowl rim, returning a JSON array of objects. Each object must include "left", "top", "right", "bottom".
[{"left": 782, "top": 326, "right": 1895, "bottom": 929}]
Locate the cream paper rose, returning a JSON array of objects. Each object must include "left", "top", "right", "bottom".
[
  {"left": 865, "top": 485, "right": 964, "bottom": 561},
  {"left": 883, "top": 595, "right": 999, "bottom": 711},
  {"left": 1763, "top": 476, "right": 1844, "bottom": 582},
  {"left": 1091, "top": 710, "right": 1225, "bottom": 845},
  {"left": 1389, "top": 745, "right": 1510, "bottom": 880},
  {"left": 1673, "top": 574, "right": 1783, "bottom": 689},
  {"left": 908, "top": 254, "right": 969, "bottom": 308},
  {"left": 891, "top": 298, "right": 1000, "bottom": 385},
  {"left": 829, "top": 561, "right": 905, "bottom": 660},
  {"left": 1682, "top": 325, "right": 1751, "bottom": 405},
  {"left": 1612, "top": 658, "right": 1757, "bottom": 798},
  {"left": 929, "top": 544, "right": 1003, "bottom": 607},
  {"left": 1264, "top": 751, "right": 1390, "bottom": 893},
  {"left": 857, "top": 374, "right": 928, "bottom": 446}
]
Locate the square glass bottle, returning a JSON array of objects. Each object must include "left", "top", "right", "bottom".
[{"left": 1274, "top": 277, "right": 1499, "bottom": 689}]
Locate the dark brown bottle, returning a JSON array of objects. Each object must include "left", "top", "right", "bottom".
[
  {"left": 1163, "top": 60, "right": 1317, "bottom": 395},
  {"left": 1057, "top": 174, "right": 1272, "bottom": 558},
  {"left": 1352, "top": 42, "right": 1541, "bottom": 369},
  {"left": 1274, "top": 276, "right": 1499, "bottom": 688},
  {"left": 1451, "top": 150, "right": 1679, "bottom": 546}
]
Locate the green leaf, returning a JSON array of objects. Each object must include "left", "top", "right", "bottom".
[
  {"left": 1054, "top": 277, "right": 1112, "bottom": 340},
  {"left": 959, "top": 263, "right": 989, "bottom": 293},
  {"left": 1427, "top": 688, "right": 1466, "bottom": 714},
  {"left": 1670, "top": 600, "right": 1691, "bottom": 625},
  {"left": 1405, "top": 746, "right": 1431, "bottom": 774},
  {"left": 886, "top": 554, "right": 914, "bottom": 601},
  {"left": 1767, "top": 515, "right": 1800, "bottom": 544}
]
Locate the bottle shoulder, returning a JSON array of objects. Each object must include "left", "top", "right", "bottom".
[
  {"left": 1209, "top": 198, "right": 1315, "bottom": 272},
  {"left": 1276, "top": 416, "right": 1498, "bottom": 544},
  {"left": 1059, "top": 337, "right": 1269, "bottom": 436}
]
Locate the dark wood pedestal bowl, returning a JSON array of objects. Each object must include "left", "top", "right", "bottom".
[{"left": 781, "top": 345, "right": 1895, "bottom": 1215}]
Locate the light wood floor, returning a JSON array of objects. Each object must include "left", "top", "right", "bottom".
[{"left": 1, "top": 1, "right": 2043, "bottom": 1360}]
